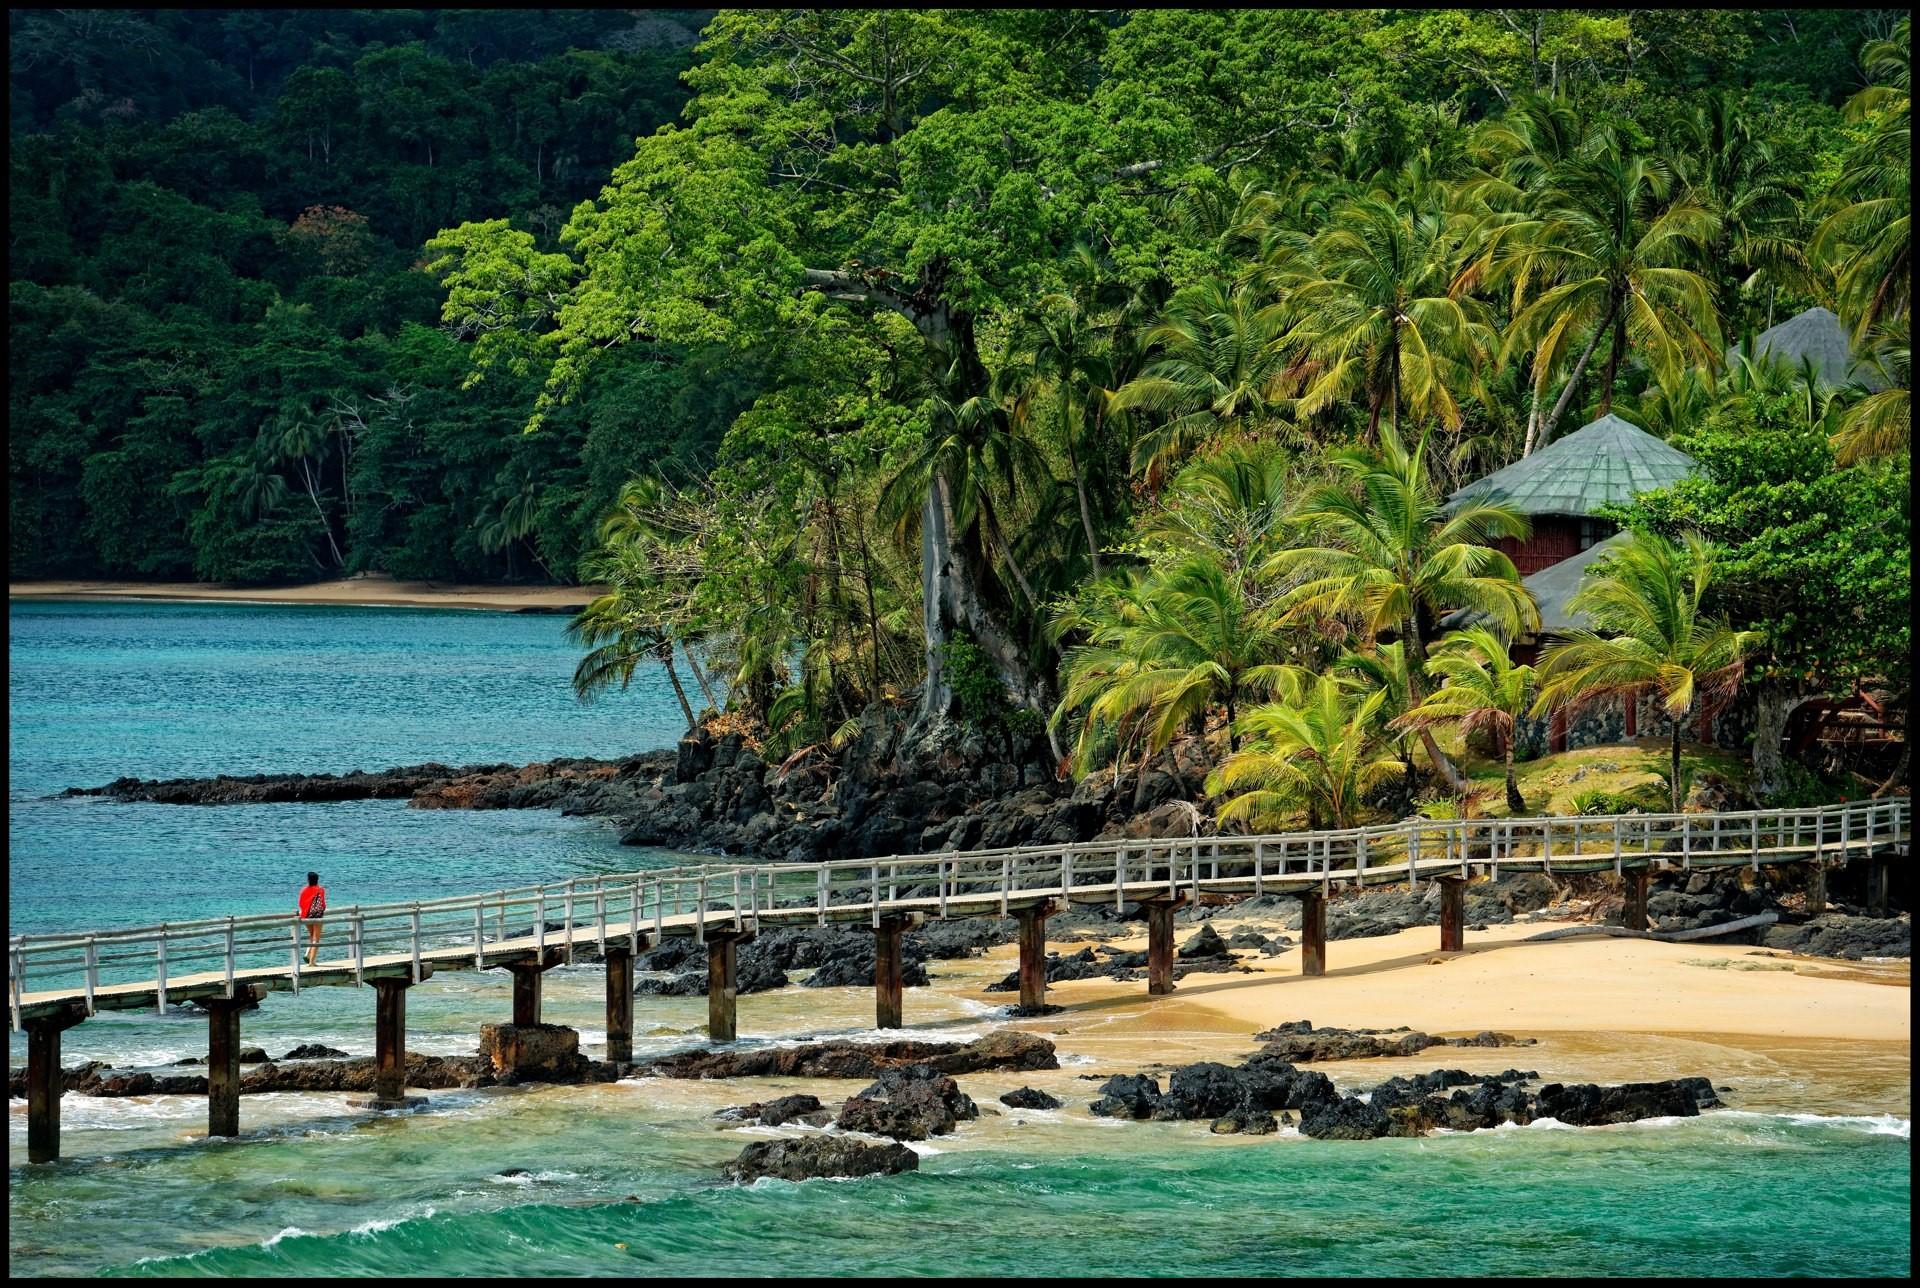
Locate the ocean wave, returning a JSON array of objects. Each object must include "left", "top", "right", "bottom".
[
  {"left": 352, "top": 1207, "right": 433, "bottom": 1236},
  {"left": 1715, "top": 1110, "right": 1911, "bottom": 1139},
  {"left": 487, "top": 1169, "right": 581, "bottom": 1186}
]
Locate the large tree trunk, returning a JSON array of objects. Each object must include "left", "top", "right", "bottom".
[
  {"left": 917, "top": 471, "right": 1045, "bottom": 725},
  {"left": 1750, "top": 681, "right": 1815, "bottom": 801}
]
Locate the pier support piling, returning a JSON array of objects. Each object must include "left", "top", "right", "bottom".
[
  {"left": 205, "top": 986, "right": 264, "bottom": 1138},
  {"left": 604, "top": 941, "right": 638, "bottom": 1067},
  {"left": 1016, "top": 902, "right": 1059, "bottom": 1010},
  {"left": 1868, "top": 857, "right": 1890, "bottom": 918},
  {"left": 706, "top": 932, "right": 755, "bottom": 1044},
  {"left": 24, "top": 1003, "right": 86, "bottom": 1164},
  {"left": 1143, "top": 897, "right": 1189, "bottom": 996},
  {"left": 1806, "top": 861, "right": 1827, "bottom": 915},
  {"left": 365, "top": 969, "right": 430, "bottom": 1110},
  {"left": 1299, "top": 892, "right": 1327, "bottom": 978},
  {"left": 1623, "top": 869, "right": 1651, "bottom": 932},
  {"left": 1438, "top": 878, "right": 1466, "bottom": 953},
  {"left": 497, "top": 948, "right": 564, "bottom": 1027},
  {"left": 873, "top": 916, "right": 912, "bottom": 1030}
]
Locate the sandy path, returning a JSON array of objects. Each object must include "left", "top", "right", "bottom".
[{"left": 9, "top": 575, "right": 598, "bottom": 612}]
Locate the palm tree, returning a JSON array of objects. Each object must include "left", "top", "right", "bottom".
[
  {"left": 568, "top": 537, "right": 698, "bottom": 734},
  {"left": 879, "top": 359, "right": 1055, "bottom": 717},
  {"left": 1052, "top": 556, "right": 1306, "bottom": 777},
  {"left": 267, "top": 413, "right": 346, "bottom": 569},
  {"left": 1134, "top": 440, "right": 1294, "bottom": 603},
  {"left": 1267, "top": 425, "right": 1538, "bottom": 791},
  {"left": 1003, "top": 294, "right": 1109, "bottom": 575},
  {"left": 1335, "top": 639, "right": 1419, "bottom": 795},
  {"left": 1108, "top": 278, "right": 1297, "bottom": 487},
  {"left": 1396, "top": 626, "right": 1538, "bottom": 814},
  {"left": 1672, "top": 91, "right": 1808, "bottom": 331},
  {"left": 1269, "top": 196, "right": 1495, "bottom": 440},
  {"left": 1832, "top": 319, "right": 1910, "bottom": 464},
  {"left": 1207, "top": 674, "right": 1402, "bottom": 831},
  {"left": 1501, "top": 134, "right": 1722, "bottom": 451},
  {"left": 1534, "top": 531, "right": 1757, "bottom": 811},
  {"left": 1813, "top": 19, "right": 1910, "bottom": 342}
]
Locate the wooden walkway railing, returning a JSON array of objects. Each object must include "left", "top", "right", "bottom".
[{"left": 11, "top": 796, "right": 1907, "bottom": 1029}]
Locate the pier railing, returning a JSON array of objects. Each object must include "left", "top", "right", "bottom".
[{"left": 9, "top": 797, "right": 1907, "bottom": 1029}]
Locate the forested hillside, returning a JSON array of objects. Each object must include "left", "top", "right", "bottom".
[
  {"left": 11, "top": 10, "right": 1910, "bottom": 802},
  {"left": 10, "top": 8, "right": 737, "bottom": 581}
]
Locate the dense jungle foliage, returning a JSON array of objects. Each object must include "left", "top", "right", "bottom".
[{"left": 11, "top": 10, "right": 1911, "bottom": 810}]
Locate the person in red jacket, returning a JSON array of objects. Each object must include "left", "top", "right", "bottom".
[{"left": 298, "top": 872, "right": 327, "bottom": 966}]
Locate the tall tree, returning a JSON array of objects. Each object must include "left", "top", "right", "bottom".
[
  {"left": 1534, "top": 531, "right": 1756, "bottom": 810},
  {"left": 1397, "top": 625, "right": 1539, "bottom": 813},
  {"left": 1268, "top": 426, "right": 1537, "bottom": 792}
]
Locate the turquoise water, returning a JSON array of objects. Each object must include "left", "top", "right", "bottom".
[{"left": 8, "top": 600, "right": 1912, "bottom": 1278}]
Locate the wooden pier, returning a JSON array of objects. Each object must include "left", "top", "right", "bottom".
[{"left": 9, "top": 797, "right": 1908, "bottom": 1162}]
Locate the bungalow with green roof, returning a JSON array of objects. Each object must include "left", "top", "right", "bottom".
[
  {"left": 1446, "top": 411, "right": 1698, "bottom": 576},
  {"left": 1445, "top": 412, "right": 1709, "bottom": 755}
]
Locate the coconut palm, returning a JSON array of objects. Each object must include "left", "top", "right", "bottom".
[
  {"left": 1502, "top": 135, "right": 1722, "bottom": 450},
  {"left": 1671, "top": 92, "right": 1809, "bottom": 330},
  {"left": 1134, "top": 440, "right": 1294, "bottom": 603},
  {"left": 1396, "top": 626, "right": 1539, "bottom": 813},
  {"left": 879, "top": 361, "right": 1054, "bottom": 613},
  {"left": 1052, "top": 556, "right": 1307, "bottom": 776},
  {"left": 1108, "top": 278, "right": 1298, "bottom": 487},
  {"left": 1207, "top": 674, "right": 1402, "bottom": 831},
  {"left": 1534, "top": 531, "right": 1757, "bottom": 811},
  {"left": 569, "top": 537, "right": 699, "bottom": 733},
  {"left": 1267, "top": 425, "right": 1538, "bottom": 791},
  {"left": 1335, "top": 639, "right": 1419, "bottom": 794},
  {"left": 1000, "top": 286, "right": 1118, "bottom": 575},
  {"left": 1831, "top": 319, "right": 1910, "bottom": 465},
  {"left": 1269, "top": 196, "right": 1495, "bottom": 439},
  {"left": 1813, "top": 19, "right": 1910, "bottom": 342}
]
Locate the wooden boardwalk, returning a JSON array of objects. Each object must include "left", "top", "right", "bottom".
[{"left": 10, "top": 797, "right": 1908, "bottom": 1162}]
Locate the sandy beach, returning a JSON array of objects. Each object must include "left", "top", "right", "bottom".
[
  {"left": 9, "top": 575, "right": 599, "bottom": 612},
  {"left": 1034, "top": 917, "right": 1911, "bottom": 1043}
]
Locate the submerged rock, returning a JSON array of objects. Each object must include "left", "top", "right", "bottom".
[
  {"left": 280, "top": 1043, "right": 349, "bottom": 1060},
  {"left": 716, "top": 1094, "right": 831, "bottom": 1128},
  {"left": 644, "top": 1030, "right": 1057, "bottom": 1081},
  {"left": 999, "top": 1086, "right": 1062, "bottom": 1110},
  {"left": 1248, "top": 1022, "right": 1534, "bottom": 1063},
  {"left": 723, "top": 1136, "right": 919, "bottom": 1183}
]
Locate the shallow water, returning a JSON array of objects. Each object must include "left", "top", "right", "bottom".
[{"left": 8, "top": 601, "right": 1912, "bottom": 1277}]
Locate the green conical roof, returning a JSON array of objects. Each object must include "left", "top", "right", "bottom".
[
  {"left": 1729, "top": 305, "right": 1888, "bottom": 391},
  {"left": 1446, "top": 413, "right": 1695, "bottom": 518}
]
